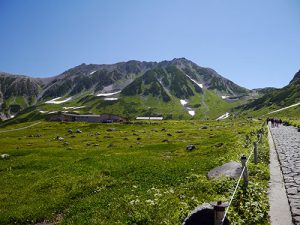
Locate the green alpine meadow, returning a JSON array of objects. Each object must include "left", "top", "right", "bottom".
[{"left": 0, "top": 119, "right": 270, "bottom": 224}]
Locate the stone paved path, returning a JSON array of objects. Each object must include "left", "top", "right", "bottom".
[{"left": 270, "top": 124, "right": 300, "bottom": 224}]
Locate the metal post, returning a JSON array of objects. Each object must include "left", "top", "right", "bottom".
[
  {"left": 212, "top": 201, "right": 229, "bottom": 225},
  {"left": 254, "top": 142, "right": 258, "bottom": 164},
  {"left": 241, "top": 155, "right": 248, "bottom": 188}
]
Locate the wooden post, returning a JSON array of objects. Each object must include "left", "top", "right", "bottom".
[
  {"left": 258, "top": 132, "right": 262, "bottom": 143},
  {"left": 241, "top": 155, "right": 248, "bottom": 188},
  {"left": 254, "top": 142, "right": 258, "bottom": 164},
  {"left": 212, "top": 201, "right": 229, "bottom": 225}
]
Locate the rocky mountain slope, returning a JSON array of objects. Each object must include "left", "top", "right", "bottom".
[
  {"left": 237, "top": 70, "right": 300, "bottom": 116},
  {"left": 0, "top": 58, "right": 253, "bottom": 120}
]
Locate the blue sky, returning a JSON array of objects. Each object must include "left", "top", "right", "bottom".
[{"left": 0, "top": 0, "right": 299, "bottom": 89}]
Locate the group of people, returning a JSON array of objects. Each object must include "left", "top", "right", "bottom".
[{"left": 267, "top": 118, "right": 282, "bottom": 128}]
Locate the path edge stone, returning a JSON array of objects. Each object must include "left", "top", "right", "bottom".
[{"left": 268, "top": 125, "right": 293, "bottom": 225}]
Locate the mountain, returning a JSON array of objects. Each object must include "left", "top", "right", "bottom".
[
  {"left": 0, "top": 72, "right": 46, "bottom": 119},
  {"left": 237, "top": 70, "right": 300, "bottom": 116},
  {"left": 0, "top": 58, "right": 252, "bottom": 121}
]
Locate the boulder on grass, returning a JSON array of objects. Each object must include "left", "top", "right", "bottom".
[
  {"left": 207, "top": 161, "right": 242, "bottom": 180},
  {"left": 76, "top": 129, "right": 82, "bottom": 133},
  {"left": 186, "top": 144, "right": 196, "bottom": 151},
  {"left": 1, "top": 154, "right": 10, "bottom": 160}
]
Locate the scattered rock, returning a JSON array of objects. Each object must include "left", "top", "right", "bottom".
[
  {"left": 201, "top": 126, "right": 209, "bottom": 129},
  {"left": 167, "top": 133, "right": 172, "bottom": 136},
  {"left": 182, "top": 203, "right": 229, "bottom": 225},
  {"left": 93, "top": 144, "right": 99, "bottom": 147},
  {"left": 161, "top": 128, "right": 167, "bottom": 131},
  {"left": 207, "top": 161, "right": 242, "bottom": 180},
  {"left": 1, "top": 154, "right": 10, "bottom": 159},
  {"left": 137, "top": 137, "right": 141, "bottom": 140},
  {"left": 76, "top": 129, "right": 82, "bottom": 133},
  {"left": 186, "top": 144, "right": 196, "bottom": 151},
  {"left": 123, "top": 137, "right": 128, "bottom": 141},
  {"left": 55, "top": 136, "right": 64, "bottom": 141},
  {"left": 176, "top": 130, "right": 183, "bottom": 133},
  {"left": 68, "top": 129, "right": 73, "bottom": 134},
  {"left": 215, "top": 143, "right": 224, "bottom": 148},
  {"left": 162, "top": 139, "right": 170, "bottom": 143},
  {"left": 63, "top": 141, "right": 69, "bottom": 145},
  {"left": 107, "top": 128, "right": 117, "bottom": 132},
  {"left": 96, "top": 132, "right": 100, "bottom": 135},
  {"left": 107, "top": 143, "right": 113, "bottom": 148},
  {"left": 104, "top": 135, "right": 112, "bottom": 138},
  {"left": 86, "top": 143, "right": 91, "bottom": 146}
]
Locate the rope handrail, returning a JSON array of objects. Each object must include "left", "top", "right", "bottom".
[{"left": 220, "top": 146, "right": 255, "bottom": 224}]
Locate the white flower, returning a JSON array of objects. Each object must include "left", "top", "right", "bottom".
[{"left": 145, "top": 199, "right": 155, "bottom": 205}]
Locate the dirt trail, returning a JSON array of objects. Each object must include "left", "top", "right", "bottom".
[{"left": 0, "top": 122, "right": 41, "bottom": 133}]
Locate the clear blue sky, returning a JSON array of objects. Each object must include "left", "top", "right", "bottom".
[{"left": 0, "top": 0, "right": 299, "bottom": 89}]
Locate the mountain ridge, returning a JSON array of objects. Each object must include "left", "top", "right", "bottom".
[{"left": 0, "top": 58, "right": 261, "bottom": 121}]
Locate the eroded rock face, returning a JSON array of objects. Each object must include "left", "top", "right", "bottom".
[
  {"left": 207, "top": 161, "right": 242, "bottom": 180},
  {"left": 182, "top": 203, "right": 230, "bottom": 225}
]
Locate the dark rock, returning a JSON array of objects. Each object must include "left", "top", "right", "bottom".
[
  {"left": 107, "top": 143, "right": 113, "bottom": 148},
  {"left": 104, "top": 135, "right": 112, "bottom": 138},
  {"left": 137, "top": 137, "right": 141, "bottom": 140},
  {"left": 201, "top": 126, "right": 209, "bottom": 129},
  {"left": 123, "top": 137, "right": 128, "bottom": 140},
  {"left": 76, "top": 129, "right": 82, "bottom": 133},
  {"left": 68, "top": 129, "right": 73, "bottom": 134},
  {"left": 107, "top": 128, "right": 117, "bottom": 132},
  {"left": 162, "top": 139, "right": 170, "bottom": 143},
  {"left": 186, "top": 144, "right": 196, "bottom": 151},
  {"left": 215, "top": 143, "right": 224, "bottom": 148},
  {"left": 161, "top": 128, "right": 167, "bottom": 131},
  {"left": 167, "top": 133, "right": 172, "bottom": 136},
  {"left": 182, "top": 203, "right": 230, "bottom": 225}
]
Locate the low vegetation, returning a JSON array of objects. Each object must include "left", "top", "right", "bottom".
[{"left": 0, "top": 119, "right": 269, "bottom": 224}]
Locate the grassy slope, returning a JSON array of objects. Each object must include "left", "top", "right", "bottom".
[{"left": 0, "top": 120, "right": 269, "bottom": 224}]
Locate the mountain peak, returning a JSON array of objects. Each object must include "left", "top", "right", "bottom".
[{"left": 290, "top": 70, "right": 300, "bottom": 84}]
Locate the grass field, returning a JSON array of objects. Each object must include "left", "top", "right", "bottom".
[{"left": 0, "top": 120, "right": 269, "bottom": 224}]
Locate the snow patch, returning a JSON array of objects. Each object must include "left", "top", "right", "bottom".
[
  {"left": 188, "top": 111, "right": 195, "bottom": 116},
  {"left": 39, "top": 111, "right": 48, "bottom": 114},
  {"left": 45, "top": 97, "right": 72, "bottom": 104},
  {"left": 90, "top": 70, "right": 97, "bottom": 75},
  {"left": 216, "top": 112, "right": 230, "bottom": 120},
  {"left": 180, "top": 99, "right": 188, "bottom": 106},
  {"left": 185, "top": 75, "right": 203, "bottom": 88},
  {"left": 62, "top": 106, "right": 85, "bottom": 110},
  {"left": 48, "top": 111, "right": 58, "bottom": 114},
  {"left": 96, "top": 91, "right": 121, "bottom": 97},
  {"left": 104, "top": 98, "right": 118, "bottom": 101},
  {"left": 221, "top": 95, "right": 230, "bottom": 99},
  {"left": 268, "top": 102, "right": 300, "bottom": 114},
  {"left": 10, "top": 115, "right": 15, "bottom": 119}
]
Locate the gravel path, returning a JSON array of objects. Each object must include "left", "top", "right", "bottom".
[
  {"left": 0, "top": 122, "right": 41, "bottom": 133},
  {"left": 270, "top": 124, "right": 300, "bottom": 224}
]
